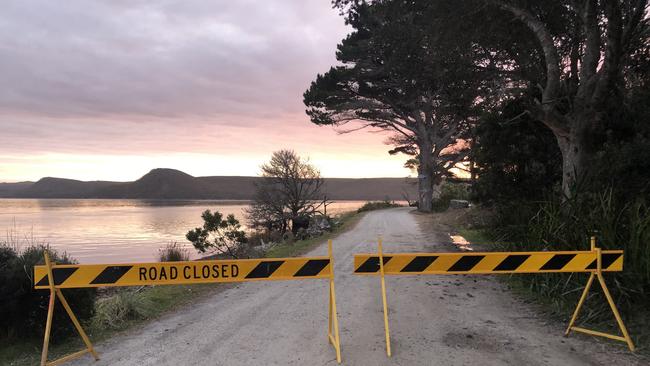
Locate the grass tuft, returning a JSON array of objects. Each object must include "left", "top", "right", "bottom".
[{"left": 158, "top": 242, "right": 190, "bottom": 262}]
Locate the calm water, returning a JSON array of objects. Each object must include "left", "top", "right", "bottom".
[{"left": 0, "top": 199, "right": 366, "bottom": 263}]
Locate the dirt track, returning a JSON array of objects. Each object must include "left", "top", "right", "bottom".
[{"left": 70, "top": 208, "right": 645, "bottom": 365}]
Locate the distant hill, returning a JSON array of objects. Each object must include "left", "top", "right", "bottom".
[
  {"left": 13, "top": 178, "right": 118, "bottom": 198},
  {"left": 0, "top": 182, "right": 33, "bottom": 197},
  {"left": 0, "top": 168, "right": 417, "bottom": 201},
  {"left": 100, "top": 169, "right": 215, "bottom": 199}
]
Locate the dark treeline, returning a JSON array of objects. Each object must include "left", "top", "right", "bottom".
[{"left": 307, "top": 0, "right": 650, "bottom": 345}]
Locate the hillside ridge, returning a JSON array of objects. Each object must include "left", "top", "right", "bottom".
[{"left": 0, "top": 168, "right": 417, "bottom": 200}]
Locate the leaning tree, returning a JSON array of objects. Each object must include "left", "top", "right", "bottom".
[
  {"left": 333, "top": 0, "right": 649, "bottom": 198},
  {"left": 304, "top": 1, "right": 483, "bottom": 212},
  {"left": 466, "top": 0, "right": 649, "bottom": 197}
]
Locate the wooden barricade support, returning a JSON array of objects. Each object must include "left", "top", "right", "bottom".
[{"left": 354, "top": 236, "right": 634, "bottom": 356}]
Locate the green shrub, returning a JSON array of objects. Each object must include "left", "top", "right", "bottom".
[
  {"left": 471, "top": 97, "right": 562, "bottom": 204},
  {"left": 357, "top": 200, "right": 401, "bottom": 213},
  {"left": 0, "top": 246, "right": 23, "bottom": 336},
  {"left": 432, "top": 182, "right": 471, "bottom": 212},
  {"left": 186, "top": 210, "right": 249, "bottom": 258},
  {"left": 0, "top": 244, "right": 96, "bottom": 342},
  {"left": 158, "top": 242, "right": 190, "bottom": 262}
]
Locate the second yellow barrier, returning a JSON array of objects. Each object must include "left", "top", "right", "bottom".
[
  {"left": 354, "top": 250, "right": 623, "bottom": 275},
  {"left": 354, "top": 236, "right": 634, "bottom": 357}
]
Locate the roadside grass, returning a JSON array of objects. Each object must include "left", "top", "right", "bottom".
[
  {"left": 356, "top": 200, "right": 401, "bottom": 213},
  {"left": 1, "top": 210, "right": 365, "bottom": 366}
]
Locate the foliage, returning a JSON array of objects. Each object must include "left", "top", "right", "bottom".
[
  {"left": 158, "top": 242, "right": 190, "bottom": 262},
  {"left": 305, "top": 1, "right": 483, "bottom": 211},
  {"left": 456, "top": 0, "right": 648, "bottom": 196},
  {"left": 472, "top": 98, "right": 562, "bottom": 204},
  {"left": 471, "top": 54, "right": 650, "bottom": 345},
  {"left": 432, "top": 182, "right": 471, "bottom": 212},
  {"left": 186, "top": 210, "right": 248, "bottom": 258},
  {"left": 327, "top": 0, "right": 650, "bottom": 348},
  {"left": 586, "top": 83, "right": 650, "bottom": 202},
  {"left": 333, "top": 0, "right": 649, "bottom": 198},
  {"left": 246, "top": 150, "right": 325, "bottom": 234},
  {"left": 488, "top": 191, "right": 649, "bottom": 332},
  {"left": 357, "top": 200, "right": 401, "bottom": 213},
  {"left": 479, "top": 97, "right": 650, "bottom": 325},
  {"left": 0, "top": 243, "right": 96, "bottom": 342}
]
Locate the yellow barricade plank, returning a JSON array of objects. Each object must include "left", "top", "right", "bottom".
[
  {"left": 353, "top": 251, "right": 623, "bottom": 275},
  {"left": 34, "top": 257, "right": 331, "bottom": 289}
]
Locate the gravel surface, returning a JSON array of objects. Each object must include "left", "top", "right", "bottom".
[{"left": 69, "top": 208, "right": 645, "bottom": 365}]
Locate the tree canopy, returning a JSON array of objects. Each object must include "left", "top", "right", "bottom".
[
  {"left": 304, "top": 0, "right": 486, "bottom": 211},
  {"left": 331, "top": 0, "right": 649, "bottom": 198},
  {"left": 246, "top": 150, "right": 325, "bottom": 234}
]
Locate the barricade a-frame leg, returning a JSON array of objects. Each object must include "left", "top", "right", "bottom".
[
  {"left": 40, "top": 252, "right": 99, "bottom": 366},
  {"left": 327, "top": 240, "right": 342, "bottom": 363},
  {"left": 378, "top": 236, "right": 392, "bottom": 357},
  {"left": 564, "top": 239, "right": 635, "bottom": 351}
]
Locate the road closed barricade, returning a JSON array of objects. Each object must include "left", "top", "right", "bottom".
[
  {"left": 34, "top": 240, "right": 342, "bottom": 366},
  {"left": 354, "top": 236, "right": 634, "bottom": 357}
]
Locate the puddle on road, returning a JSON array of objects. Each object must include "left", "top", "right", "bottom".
[{"left": 450, "top": 235, "right": 473, "bottom": 251}]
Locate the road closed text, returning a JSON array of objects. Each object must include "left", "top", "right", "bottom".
[{"left": 138, "top": 264, "right": 240, "bottom": 282}]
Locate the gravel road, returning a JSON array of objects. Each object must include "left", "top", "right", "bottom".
[{"left": 70, "top": 208, "right": 645, "bottom": 365}]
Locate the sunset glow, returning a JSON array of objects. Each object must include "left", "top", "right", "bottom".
[
  {"left": 0, "top": 1, "right": 414, "bottom": 182},
  {"left": 0, "top": 147, "right": 412, "bottom": 183}
]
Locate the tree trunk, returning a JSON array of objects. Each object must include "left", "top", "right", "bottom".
[
  {"left": 417, "top": 141, "right": 434, "bottom": 212},
  {"left": 417, "top": 171, "right": 434, "bottom": 212},
  {"left": 551, "top": 115, "right": 592, "bottom": 198},
  {"left": 432, "top": 178, "right": 443, "bottom": 200}
]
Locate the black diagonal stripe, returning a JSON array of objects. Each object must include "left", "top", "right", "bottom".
[
  {"left": 354, "top": 256, "right": 392, "bottom": 273},
  {"left": 294, "top": 259, "right": 330, "bottom": 277},
  {"left": 585, "top": 253, "right": 622, "bottom": 270},
  {"left": 448, "top": 255, "right": 485, "bottom": 272},
  {"left": 401, "top": 256, "right": 437, "bottom": 272},
  {"left": 540, "top": 254, "right": 576, "bottom": 270},
  {"left": 35, "top": 267, "right": 78, "bottom": 287},
  {"left": 90, "top": 266, "right": 133, "bottom": 284},
  {"left": 494, "top": 255, "right": 530, "bottom": 271},
  {"left": 245, "top": 261, "right": 284, "bottom": 279}
]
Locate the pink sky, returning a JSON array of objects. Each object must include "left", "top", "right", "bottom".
[{"left": 0, "top": 1, "right": 413, "bottom": 182}]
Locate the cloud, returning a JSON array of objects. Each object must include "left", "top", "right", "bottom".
[
  {"left": 0, "top": 0, "right": 347, "bottom": 119},
  {"left": 0, "top": 1, "right": 413, "bottom": 181}
]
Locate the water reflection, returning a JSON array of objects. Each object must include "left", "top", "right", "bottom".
[{"left": 0, "top": 199, "right": 366, "bottom": 264}]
